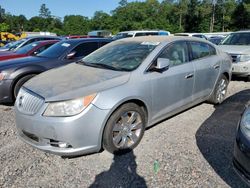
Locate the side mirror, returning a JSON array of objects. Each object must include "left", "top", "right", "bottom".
[
  {"left": 151, "top": 58, "right": 170, "bottom": 73},
  {"left": 33, "top": 51, "right": 39, "bottom": 56},
  {"left": 66, "top": 51, "right": 76, "bottom": 59}
]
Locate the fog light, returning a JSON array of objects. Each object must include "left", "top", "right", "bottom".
[
  {"left": 58, "top": 142, "right": 69, "bottom": 148},
  {"left": 243, "top": 66, "right": 248, "bottom": 71}
]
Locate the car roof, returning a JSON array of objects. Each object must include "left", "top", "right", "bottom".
[
  {"left": 233, "top": 30, "right": 250, "bottom": 33},
  {"left": 118, "top": 30, "right": 168, "bottom": 34},
  {"left": 117, "top": 36, "right": 208, "bottom": 43},
  {"left": 62, "top": 38, "right": 112, "bottom": 43},
  {"left": 25, "top": 36, "right": 60, "bottom": 39}
]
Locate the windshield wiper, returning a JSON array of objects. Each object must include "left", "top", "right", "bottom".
[{"left": 78, "top": 61, "right": 129, "bottom": 71}]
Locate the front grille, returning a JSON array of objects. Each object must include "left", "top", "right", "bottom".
[{"left": 16, "top": 88, "right": 44, "bottom": 115}]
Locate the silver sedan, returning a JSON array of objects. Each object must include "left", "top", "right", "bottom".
[{"left": 15, "top": 36, "right": 232, "bottom": 156}]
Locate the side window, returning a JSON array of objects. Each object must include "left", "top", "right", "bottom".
[
  {"left": 135, "top": 33, "right": 145, "bottom": 37},
  {"left": 71, "top": 42, "right": 99, "bottom": 57},
  {"left": 158, "top": 41, "right": 189, "bottom": 67},
  {"left": 32, "top": 43, "right": 54, "bottom": 55},
  {"left": 145, "top": 32, "right": 158, "bottom": 36},
  {"left": 99, "top": 41, "right": 109, "bottom": 48},
  {"left": 190, "top": 42, "right": 210, "bottom": 60}
]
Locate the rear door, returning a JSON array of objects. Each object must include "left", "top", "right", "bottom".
[{"left": 189, "top": 41, "right": 220, "bottom": 100}]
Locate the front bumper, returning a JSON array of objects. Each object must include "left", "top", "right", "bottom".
[
  {"left": 0, "top": 79, "right": 13, "bottom": 103},
  {"left": 233, "top": 126, "right": 250, "bottom": 185},
  {"left": 232, "top": 61, "right": 250, "bottom": 77},
  {"left": 15, "top": 103, "right": 111, "bottom": 156}
]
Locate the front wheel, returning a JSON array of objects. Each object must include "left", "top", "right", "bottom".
[
  {"left": 208, "top": 75, "right": 229, "bottom": 104},
  {"left": 13, "top": 74, "right": 36, "bottom": 99},
  {"left": 103, "top": 103, "right": 146, "bottom": 154}
]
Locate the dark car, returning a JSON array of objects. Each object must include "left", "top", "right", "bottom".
[
  {"left": 208, "top": 36, "right": 225, "bottom": 45},
  {"left": 233, "top": 103, "right": 250, "bottom": 184},
  {"left": 0, "top": 38, "right": 112, "bottom": 103},
  {"left": 0, "top": 36, "right": 60, "bottom": 52},
  {"left": 0, "top": 40, "right": 59, "bottom": 61}
]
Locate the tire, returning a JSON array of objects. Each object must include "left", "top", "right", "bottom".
[
  {"left": 13, "top": 74, "right": 36, "bottom": 99},
  {"left": 103, "top": 103, "right": 146, "bottom": 154},
  {"left": 208, "top": 75, "right": 229, "bottom": 104}
]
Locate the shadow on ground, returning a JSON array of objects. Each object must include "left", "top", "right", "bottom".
[
  {"left": 89, "top": 151, "right": 147, "bottom": 188},
  {"left": 196, "top": 89, "right": 250, "bottom": 187}
]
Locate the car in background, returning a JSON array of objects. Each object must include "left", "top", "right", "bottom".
[
  {"left": 218, "top": 30, "right": 250, "bottom": 80},
  {"left": 208, "top": 36, "right": 225, "bottom": 45},
  {"left": 0, "top": 38, "right": 112, "bottom": 103},
  {"left": 15, "top": 36, "right": 231, "bottom": 156},
  {"left": 174, "top": 33, "right": 208, "bottom": 40},
  {"left": 234, "top": 102, "right": 250, "bottom": 185},
  {"left": 113, "top": 30, "right": 170, "bottom": 40},
  {"left": 0, "top": 40, "right": 59, "bottom": 61},
  {"left": 0, "top": 41, "right": 15, "bottom": 52},
  {"left": 0, "top": 36, "right": 60, "bottom": 52}
]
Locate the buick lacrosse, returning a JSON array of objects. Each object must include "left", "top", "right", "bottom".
[{"left": 15, "top": 36, "right": 232, "bottom": 156}]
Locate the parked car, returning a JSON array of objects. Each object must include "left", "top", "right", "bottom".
[
  {"left": 218, "top": 30, "right": 250, "bottom": 80},
  {"left": 0, "top": 40, "right": 59, "bottom": 61},
  {"left": 15, "top": 36, "right": 232, "bottom": 156},
  {"left": 0, "top": 41, "right": 15, "bottom": 52},
  {"left": 174, "top": 33, "right": 208, "bottom": 40},
  {"left": 0, "top": 36, "right": 60, "bottom": 52},
  {"left": 233, "top": 102, "right": 250, "bottom": 185},
  {"left": 113, "top": 30, "right": 170, "bottom": 40},
  {"left": 208, "top": 36, "right": 225, "bottom": 45},
  {"left": 0, "top": 38, "right": 112, "bottom": 103}
]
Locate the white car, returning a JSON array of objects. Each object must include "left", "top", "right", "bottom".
[
  {"left": 113, "top": 30, "right": 170, "bottom": 40},
  {"left": 219, "top": 30, "right": 250, "bottom": 80}
]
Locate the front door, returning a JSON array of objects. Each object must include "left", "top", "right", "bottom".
[{"left": 148, "top": 41, "right": 195, "bottom": 122}]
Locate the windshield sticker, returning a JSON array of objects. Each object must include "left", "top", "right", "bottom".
[
  {"left": 141, "top": 41, "right": 160, "bottom": 46},
  {"left": 61, "top": 43, "right": 71, "bottom": 47}
]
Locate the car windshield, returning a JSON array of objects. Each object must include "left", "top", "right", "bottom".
[
  {"left": 220, "top": 33, "right": 250, "bottom": 45},
  {"left": 82, "top": 41, "right": 158, "bottom": 71},
  {"left": 37, "top": 41, "right": 72, "bottom": 58},
  {"left": 15, "top": 42, "right": 39, "bottom": 54},
  {"left": 8, "top": 39, "right": 27, "bottom": 50}
]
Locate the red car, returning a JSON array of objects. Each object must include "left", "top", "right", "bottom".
[{"left": 0, "top": 40, "right": 59, "bottom": 61}]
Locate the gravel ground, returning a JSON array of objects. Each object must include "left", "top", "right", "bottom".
[{"left": 0, "top": 80, "right": 250, "bottom": 188}]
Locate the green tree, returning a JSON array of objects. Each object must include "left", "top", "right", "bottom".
[
  {"left": 39, "top": 4, "right": 51, "bottom": 18},
  {"left": 0, "top": 5, "right": 6, "bottom": 23},
  {"left": 63, "top": 15, "right": 90, "bottom": 35},
  {"left": 0, "top": 23, "right": 9, "bottom": 32}
]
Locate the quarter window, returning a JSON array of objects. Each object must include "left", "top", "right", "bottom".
[{"left": 158, "top": 41, "right": 189, "bottom": 67}]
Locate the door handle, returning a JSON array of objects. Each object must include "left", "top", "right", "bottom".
[
  {"left": 213, "top": 64, "right": 220, "bottom": 69},
  {"left": 185, "top": 73, "right": 194, "bottom": 79}
]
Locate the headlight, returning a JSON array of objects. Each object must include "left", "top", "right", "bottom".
[
  {"left": 43, "top": 94, "right": 96, "bottom": 117},
  {"left": 239, "top": 54, "right": 250, "bottom": 62},
  {"left": 240, "top": 107, "right": 250, "bottom": 138},
  {"left": 0, "top": 72, "right": 7, "bottom": 81}
]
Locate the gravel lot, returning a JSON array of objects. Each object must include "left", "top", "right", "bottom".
[{"left": 0, "top": 80, "right": 250, "bottom": 188}]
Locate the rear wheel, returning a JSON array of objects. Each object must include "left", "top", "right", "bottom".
[
  {"left": 103, "top": 103, "right": 146, "bottom": 154},
  {"left": 208, "top": 75, "right": 228, "bottom": 104},
  {"left": 13, "top": 74, "right": 36, "bottom": 99}
]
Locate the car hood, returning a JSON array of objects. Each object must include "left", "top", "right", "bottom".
[
  {"left": 24, "top": 63, "right": 131, "bottom": 102},
  {"left": 0, "top": 56, "right": 48, "bottom": 67},
  {"left": 218, "top": 45, "right": 250, "bottom": 54}
]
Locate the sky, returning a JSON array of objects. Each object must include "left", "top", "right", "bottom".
[{"left": 0, "top": 0, "right": 146, "bottom": 20}]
